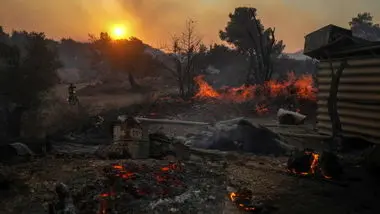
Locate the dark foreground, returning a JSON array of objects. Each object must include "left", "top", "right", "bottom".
[{"left": 0, "top": 150, "right": 379, "bottom": 214}]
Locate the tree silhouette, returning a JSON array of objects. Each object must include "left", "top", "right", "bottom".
[
  {"left": 219, "top": 7, "right": 285, "bottom": 84},
  {"left": 0, "top": 30, "right": 61, "bottom": 139},
  {"left": 89, "top": 33, "right": 157, "bottom": 88},
  {"left": 159, "top": 19, "right": 204, "bottom": 99},
  {"left": 349, "top": 12, "right": 380, "bottom": 41}
]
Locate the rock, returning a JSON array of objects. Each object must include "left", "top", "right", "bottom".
[
  {"left": 208, "top": 119, "right": 288, "bottom": 155},
  {"left": 9, "top": 142, "right": 34, "bottom": 156},
  {"left": 277, "top": 108, "right": 306, "bottom": 125},
  {"left": 0, "top": 142, "right": 35, "bottom": 164}
]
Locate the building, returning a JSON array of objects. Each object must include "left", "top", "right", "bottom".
[{"left": 304, "top": 24, "right": 380, "bottom": 144}]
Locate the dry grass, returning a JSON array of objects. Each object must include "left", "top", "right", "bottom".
[{"left": 20, "top": 82, "right": 161, "bottom": 137}]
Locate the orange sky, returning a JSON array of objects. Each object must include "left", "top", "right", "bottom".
[{"left": 1, "top": 0, "right": 380, "bottom": 52}]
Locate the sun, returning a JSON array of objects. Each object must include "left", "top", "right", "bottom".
[{"left": 110, "top": 24, "right": 128, "bottom": 40}]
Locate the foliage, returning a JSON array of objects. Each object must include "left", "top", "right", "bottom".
[
  {"left": 205, "top": 44, "right": 244, "bottom": 68},
  {"left": 349, "top": 12, "right": 380, "bottom": 41},
  {"left": 219, "top": 7, "right": 285, "bottom": 84},
  {"left": 0, "top": 31, "right": 61, "bottom": 108},
  {"left": 0, "top": 29, "right": 61, "bottom": 139},
  {"left": 89, "top": 33, "right": 159, "bottom": 87}
]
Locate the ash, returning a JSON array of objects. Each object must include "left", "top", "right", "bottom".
[
  {"left": 184, "top": 119, "right": 291, "bottom": 156},
  {"left": 69, "top": 160, "right": 227, "bottom": 214}
]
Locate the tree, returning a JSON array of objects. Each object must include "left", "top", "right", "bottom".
[
  {"left": 89, "top": 33, "right": 156, "bottom": 88},
  {"left": 0, "top": 30, "right": 61, "bottom": 139},
  {"left": 349, "top": 12, "right": 380, "bottom": 41},
  {"left": 160, "top": 19, "right": 204, "bottom": 99},
  {"left": 220, "top": 7, "right": 285, "bottom": 84},
  {"left": 206, "top": 44, "right": 243, "bottom": 68},
  {"left": 327, "top": 59, "right": 347, "bottom": 152}
]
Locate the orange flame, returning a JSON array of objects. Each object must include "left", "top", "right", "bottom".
[
  {"left": 229, "top": 192, "right": 256, "bottom": 211},
  {"left": 288, "top": 151, "right": 332, "bottom": 179},
  {"left": 193, "top": 72, "right": 317, "bottom": 114}
]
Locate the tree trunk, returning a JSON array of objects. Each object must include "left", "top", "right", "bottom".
[
  {"left": 128, "top": 72, "right": 139, "bottom": 89},
  {"left": 327, "top": 60, "right": 347, "bottom": 151}
]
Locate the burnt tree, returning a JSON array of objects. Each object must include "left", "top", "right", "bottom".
[
  {"left": 327, "top": 59, "right": 348, "bottom": 151},
  {"left": 158, "top": 20, "right": 203, "bottom": 99}
]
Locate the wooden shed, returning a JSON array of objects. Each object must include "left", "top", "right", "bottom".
[{"left": 304, "top": 24, "right": 380, "bottom": 144}]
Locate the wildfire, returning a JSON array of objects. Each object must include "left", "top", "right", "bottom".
[
  {"left": 193, "top": 75, "right": 221, "bottom": 99},
  {"left": 192, "top": 72, "right": 317, "bottom": 114}
]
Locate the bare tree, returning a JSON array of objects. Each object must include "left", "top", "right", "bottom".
[{"left": 159, "top": 19, "right": 203, "bottom": 99}]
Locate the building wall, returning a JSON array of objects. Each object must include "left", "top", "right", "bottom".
[{"left": 317, "top": 57, "right": 380, "bottom": 144}]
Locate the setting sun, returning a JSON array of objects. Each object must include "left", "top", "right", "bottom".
[{"left": 110, "top": 24, "right": 128, "bottom": 40}]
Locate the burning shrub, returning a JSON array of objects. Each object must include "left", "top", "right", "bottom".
[{"left": 192, "top": 72, "right": 317, "bottom": 115}]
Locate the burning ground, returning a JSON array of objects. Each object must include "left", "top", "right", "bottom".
[
  {"left": 1, "top": 151, "right": 380, "bottom": 214},
  {"left": 1, "top": 74, "right": 380, "bottom": 214}
]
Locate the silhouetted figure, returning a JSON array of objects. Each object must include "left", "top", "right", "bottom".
[{"left": 67, "top": 83, "right": 78, "bottom": 105}]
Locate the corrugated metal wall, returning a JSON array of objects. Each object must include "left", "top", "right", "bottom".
[{"left": 317, "top": 57, "right": 380, "bottom": 144}]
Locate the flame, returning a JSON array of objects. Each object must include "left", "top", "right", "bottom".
[
  {"left": 193, "top": 75, "right": 221, "bottom": 99},
  {"left": 229, "top": 192, "right": 256, "bottom": 211},
  {"left": 308, "top": 152, "right": 319, "bottom": 174},
  {"left": 192, "top": 72, "right": 317, "bottom": 114},
  {"left": 288, "top": 151, "right": 332, "bottom": 179}
]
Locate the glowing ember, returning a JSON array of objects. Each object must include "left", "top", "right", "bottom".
[
  {"left": 100, "top": 162, "right": 184, "bottom": 204},
  {"left": 98, "top": 189, "right": 115, "bottom": 214},
  {"left": 229, "top": 189, "right": 257, "bottom": 212},
  {"left": 160, "top": 163, "right": 179, "bottom": 171},
  {"left": 255, "top": 104, "right": 269, "bottom": 115}
]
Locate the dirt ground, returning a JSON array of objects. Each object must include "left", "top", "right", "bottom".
[
  {"left": 2, "top": 80, "right": 379, "bottom": 214},
  {"left": 1, "top": 150, "right": 379, "bottom": 214}
]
